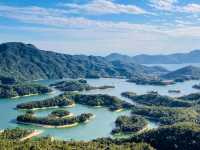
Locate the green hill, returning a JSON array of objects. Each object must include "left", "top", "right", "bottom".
[
  {"left": 0, "top": 42, "right": 168, "bottom": 80},
  {"left": 130, "top": 123, "right": 200, "bottom": 150}
]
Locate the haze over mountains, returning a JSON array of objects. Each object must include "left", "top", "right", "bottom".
[
  {"left": 0, "top": 42, "right": 167, "bottom": 80},
  {"left": 106, "top": 50, "right": 200, "bottom": 64}
]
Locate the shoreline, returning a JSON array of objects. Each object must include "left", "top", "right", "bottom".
[
  {"left": 18, "top": 103, "right": 76, "bottom": 111},
  {"left": 17, "top": 121, "right": 79, "bottom": 128},
  {"left": 11, "top": 93, "right": 39, "bottom": 99},
  {"left": 114, "top": 108, "right": 124, "bottom": 112},
  {"left": 84, "top": 114, "right": 96, "bottom": 123},
  {"left": 137, "top": 124, "right": 149, "bottom": 134},
  {"left": 17, "top": 114, "right": 95, "bottom": 128},
  {"left": 19, "top": 130, "right": 43, "bottom": 141},
  {"left": 61, "top": 113, "right": 74, "bottom": 118}
]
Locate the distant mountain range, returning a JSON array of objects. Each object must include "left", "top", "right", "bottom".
[
  {"left": 0, "top": 42, "right": 168, "bottom": 80},
  {"left": 106, "top": 50, "right": 200, "bottom": 64}
]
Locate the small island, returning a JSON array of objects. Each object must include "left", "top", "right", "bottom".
[
  {"left": 168, "top": 90, "right": 181, "bottom": 93},
  {"left": 111, "top": 115, "right": 148, "bottom": 135},
  {"left": 50, "top": 79, "right": 114, "bottom": 92},
  {"left": 16, "top": 94, "right": 75, "bottom": 110},
  {"left": 121, "top": 92, "right": 192, "bottom": 107},
  {"left": 127, "top": 75, "right": 175, "bottom": 86},
  {"left": 193, "top": 84, "right": 200, "bottom": 90},
  {"left": 17, "top": 111, "right": 94, "bottom": 128},
  {"left": 0, "top": 83, "right": 52, "bottom": 98},
  {"left": 65, "top": 93, "right": 133, "bottom": 111}
]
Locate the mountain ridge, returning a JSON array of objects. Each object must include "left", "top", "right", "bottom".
[
  {"left": 0, "top": 42, "right": 168, "bottom": 80},
  {"left": 106, "top": 50, "right": 200, "bottom": 64}
]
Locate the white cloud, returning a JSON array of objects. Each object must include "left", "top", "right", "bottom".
[
  {"left": 0, "top": 5, "right": 161, "bottom": 32},
  {"left": 149, "top": 0, "right": 200, "bottom": 15},
  {"left": 60, "top": 0, "right": 149, "bottom": 15},
  {"left": 181, "top": 4, "right": 200, "bottom": 13},
  {"left": 149, "top": 0, "right": 177, "bottom": 11},
  {"left": 1, "top": 4, "right": 200, "bottom": 55}
]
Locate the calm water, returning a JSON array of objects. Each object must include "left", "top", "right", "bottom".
[{"left": 0, "top": 64, "right": 200, "bottom": 141}]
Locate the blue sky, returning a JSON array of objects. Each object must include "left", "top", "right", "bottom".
[{"left": 1, "top": 0, "right": 200, "bottom": 56}]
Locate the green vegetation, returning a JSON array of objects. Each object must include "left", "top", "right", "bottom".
[
  {"left": 0, "top": 128, "right": 32, "bottom": 140},
  {"left": 50, "top": 80, "right": 114, "bottom": 92},
  {"left": 65, "top": 93, "right": 133, "bottom": 111},
  {"left": 131, "top": 106, "right": 199, "bottom": 125},
  {"left": 0, "top": 136, "right": 155, "bottom": 150},
  {"left": 16, "top": 92, "right": 132, "bottom": 111},
  {"left": 112, "top": 115, "right": 148, "bottom": 135},
  {"left": 17, "top": 111, "right": 93, "bottom": 127},
  {"left": 0, "top": 42, "right": 167, "bottom": 80},
  {"left": 50, "top": 110, "right": 71, "bottom": 118},
  {"left": 16, "top": 94, "right": 74, "bottom": 109},
  {"left": 0, "top": 83, "right": 51, "bottom": 98},
  {"left": 122, "top": 92, "right": 192, "bottom": 107},
  {"left": 130, "top": 123, "right": 200, "bottom": 150}
]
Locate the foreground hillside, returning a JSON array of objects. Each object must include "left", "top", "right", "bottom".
[
  {"left": 129, "top": 123, "right": 200, "bottom": 150},
  {"left": 0, "top": 128, "right": 154, "bottom": 150},
  {"left": 0, "top": 42, "right": 167, "bottom": 80}
]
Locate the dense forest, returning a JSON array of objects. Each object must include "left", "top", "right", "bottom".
[
  {"left": 0, "top": 42, "right": 168, "bottom": 80},
  {"left": 129, "top": 123, "right": 200, "bottom": 150},
  {"left": 2, "top": 123, "right": 200, "bottom": 150},
  {"left": 0, "top": 128, "right": 32, "bottom": 140},
  {"left": 0, "top": 136, "right": 155, "bottom": 150}
]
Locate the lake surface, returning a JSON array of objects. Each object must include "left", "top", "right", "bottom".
[{"left": 0, "top": 63, "right": 200, "bottom": 141}]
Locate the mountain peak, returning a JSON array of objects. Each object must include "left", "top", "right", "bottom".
[{"left": 0, "top": 42, "right": 39, "bottom": 50}]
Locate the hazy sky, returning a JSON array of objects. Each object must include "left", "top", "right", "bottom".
[{"left": 1, "top": 0, "right": 200, "bottom": 56}]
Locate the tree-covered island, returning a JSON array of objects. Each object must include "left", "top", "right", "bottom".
[
  {"left": 50, "top": 79, "right": 115, "bottom": 92},
  {"left": 65, "top": 92, "right": 133, "bottom": 111},
  {"left": 0, "top": 83, "right": 52, "bottom": 98},
  {"left": 121, "top": 92, "right": 192, "bottom": 107},
  {"left": 17, "top": 111, "right": 94, "bottom": 128},
  {"left": 16, "top": 94, "right": 75, "bottom": 110},
  {"left": 112, "top": 115, "right": 148, "bottom": 135}
]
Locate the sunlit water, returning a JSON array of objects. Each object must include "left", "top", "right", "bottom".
[{"left": 0, "top": 64, "right": 200, "bottom": 141}]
